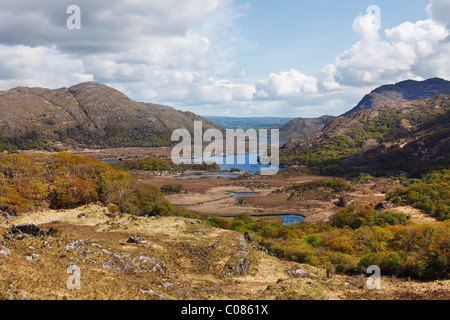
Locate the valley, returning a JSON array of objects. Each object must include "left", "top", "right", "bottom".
[{"left": 0, "top": 78, "right": 449, "bottom": 301}]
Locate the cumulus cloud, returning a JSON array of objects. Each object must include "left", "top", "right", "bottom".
[
  {"left": 1, "top": 1, "right": 450, "bottom": 117},
  {"left": 255, "top": 69, "right": 318, "bottom": 99},
  {"left": 0, "top": 0, "right": 240, "bottom": 93}
]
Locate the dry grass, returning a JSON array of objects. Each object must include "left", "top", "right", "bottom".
[{"left": 1, "top": 205, "right": 447, "bottom": 300}]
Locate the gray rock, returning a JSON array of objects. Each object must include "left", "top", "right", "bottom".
[
  {"left": 13, "top": 223, "right": 45, "bottom": 237},
  {"left": 286, "top": 268, "right": 311, "bottom": 278},
  {"left": 0, "top": 247, "right": 11, "bottom": 256},
  {"left": 139, "top": 288, "right": 166, "bottom": 300},
  {"left": 14, "top": 234, "right": 26, "bottom": 241},
  {"left": 26, "top": 253, "right": 39, "bottom": 261},
  {"left": 126, "top": 235, "right": 146, "bottom": 244}
]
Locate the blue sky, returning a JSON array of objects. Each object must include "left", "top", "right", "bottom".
[
  {"left": 0, "top": 0, "right": 449, "bottom": 118},
  {"left": 234, "top": 0, "right": 429, "bottom": 77}
]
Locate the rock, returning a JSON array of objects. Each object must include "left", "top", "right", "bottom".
[
  {"left": 286, "top": 268, "right": 311, "bottom": 279},
  {"left": 13, "top": 223, "right": 45, "bottom": 237},
  {"left": 221, "top": 258, "right": 251, "bottom": 278},
  {"left": 78, "top": 213, "right": 87, "bottom": 219},
  {"left": 0, "top": 246, "right": 11, "bottom": 256},
  {"left": 26, "top": 253, "right": 39, "bottom": 261},
  {"left": 126, "top": 235, "right": 146, "bottom": 244},
  {"left": 14, "top": 234, "right": 26, "bottom": 241},
  {"left": 375, "top": 202, "right": 393, "bottom": 210},
  {"left": 336, "top": 195, "right": 359, "bottom": 208},
  {"left": 245, "top": 232, "right": 256, "bottom": 243},
  {"left": 139, "top": 289, "right": 166, "bottom": 300}
]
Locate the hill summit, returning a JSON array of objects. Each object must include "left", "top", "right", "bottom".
[
  {"left": 0, "top": 82, "right": 222, "bottom": 151},
  {"left": 343, "top": 77, "right": 450, "bottom": 116}
]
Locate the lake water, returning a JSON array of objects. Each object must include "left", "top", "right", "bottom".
[
  {"left": 193, "top": 152, "right": 282, "bottom": 174},
  {"left": 177, "top": 174, "right": 241, "bottom": 180},
  {"left": 256, "top": 215, "right": 305, "bottom": 226},
  {"left": 229, "top": 192, "right": 256, "bottom": 197},
  {"left": 272, "top": 215, "right": 305, "bottom": 225},
  {"left": 225, "top": 214, "right": 305, "bottom": 226}
]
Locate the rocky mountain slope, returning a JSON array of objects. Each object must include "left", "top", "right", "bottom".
[
  {"left": 343, "top": 77, "right": 450, "bottom": 116},
  {"left": 0, "top": 82, "right": 222, "bottom": 151},
  {"left": 281, "top": 94, "right": 450, "bottom": 176},
  {"left": 278, "top": 78, "right": 450, "bottom": 142},
  {"left": 277, "top": 115, "right": 335, "bottom": 140}
]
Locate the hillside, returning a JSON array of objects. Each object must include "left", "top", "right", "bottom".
[
  {"left": 0, "top": 82, "right": 223, "bottom": 151},
  {"left": 281, "top": 95, "right": 450, "bottom": 176},
  {"left": 343, "top": 78, "right": 450, "bottom": 116},
  {"left": 2, "top": 205, "right": 448, "bottom": 301},
  {"left": 277, "top": 116, "right": 335, "bottom": 140}
]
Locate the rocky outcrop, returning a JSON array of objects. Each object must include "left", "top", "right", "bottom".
[{"left": 220, "top": 233, "right": 251, "bottom": 278}]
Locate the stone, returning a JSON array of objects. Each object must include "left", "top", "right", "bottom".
[
  {"left": 126, "top": 235, "right": 146, "bottom": 244},
  {"left": 13, "top": 223, "right": 45, "bottom": 237},
  {"left": 0, "top": 246, "right": 11, "bottom": 256},
  {"left": 139, "top": 289, "right": 166, "bottom": 300},
  {"left": 14, "top": 234, "right": 26, "bottom": 241},
  {"left": 286, "top": 268, "right": 311, "bottom": 279},
  {"left": 375, "top": 202, "right": 393, "bottom": 210},
  {"left": 26, "top": 253, "right": 39, "bottom": 261}
]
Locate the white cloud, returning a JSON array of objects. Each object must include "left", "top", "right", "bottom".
[
  {"left": 255, "top": 69, "right": 318, "bottom": 99},
  {"left": 1, "top": 1, "right": 450, "bottom": 118}
]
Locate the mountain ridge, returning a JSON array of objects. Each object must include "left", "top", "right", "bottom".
[
  {"left": 343, "top": 77, "right": 450, "bottom": 116},
  {"left": 0, "top": 82, "right": 223, "bottom": 151}
]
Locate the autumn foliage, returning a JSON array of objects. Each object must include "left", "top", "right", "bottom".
[{"left": 0, "top": 152, "right": 174, "bottom": 216}]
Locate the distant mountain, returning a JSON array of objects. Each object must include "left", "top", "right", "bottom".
[
  {"left": 277, "top": 115, "right": 335, "bottom": 140},
  {"left": 343, "top": 77, "right": 450, "bottom": 116},
  {"left": 281, "top": 94, "right": 450, "bottom": 176},
  {"left": 204, "top": 116, "right": 294, "bottom": 130},
  {"left": 0, "top": 82, "right": 223, "bottom": 151}
]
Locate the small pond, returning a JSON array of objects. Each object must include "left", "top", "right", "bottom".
[
  {"left": 225, "top": 214, "right": 305, "bottom": 226},
  {"left": 229, "top": 192, "right": 256, "bottom": 197},
  {"left": 177, "top": 174, "right": 241, "bottom": 179}
]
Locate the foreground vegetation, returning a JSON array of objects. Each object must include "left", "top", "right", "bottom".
[
  {"left": 208, "top": 210, "right": 449, "bottom": 280},
  {"left": 0, "top": 152, "right": 188, "bottom": 217},
  {"left": 1, "top": 152, "right": 448, "bottom": 282}
]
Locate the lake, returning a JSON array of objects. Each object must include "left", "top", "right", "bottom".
[
  {"left": 229, "top": 192, "right": 256, "bottom": 197},
  {"left": 193, "top": 152, "right": 282, "bottom": 174},
  {"left": 177, "top": 174, "right": 241, "bottom": 179},
  {"left": 225, "top": 214, "right": 305, "bottom": 226}
]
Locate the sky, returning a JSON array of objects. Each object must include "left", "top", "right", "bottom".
[{"left": 0, "top": 0, "right": 449, "bottom": 118}]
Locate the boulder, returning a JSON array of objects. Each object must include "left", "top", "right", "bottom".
[
  {"left": 336, "top": 195, "right": 359, "bottom": 208},
  {"left": 286, "top": 268, "right": 311, "bottom": 278},
  {"left": 13, "top": 223, "right": 45, "bottom": 237},
  {"left": 375, "top": 202, "right": 393, "bottom": 211},
  {"left": 126, "top": 235, "right": 146, "bottom": 244}
]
